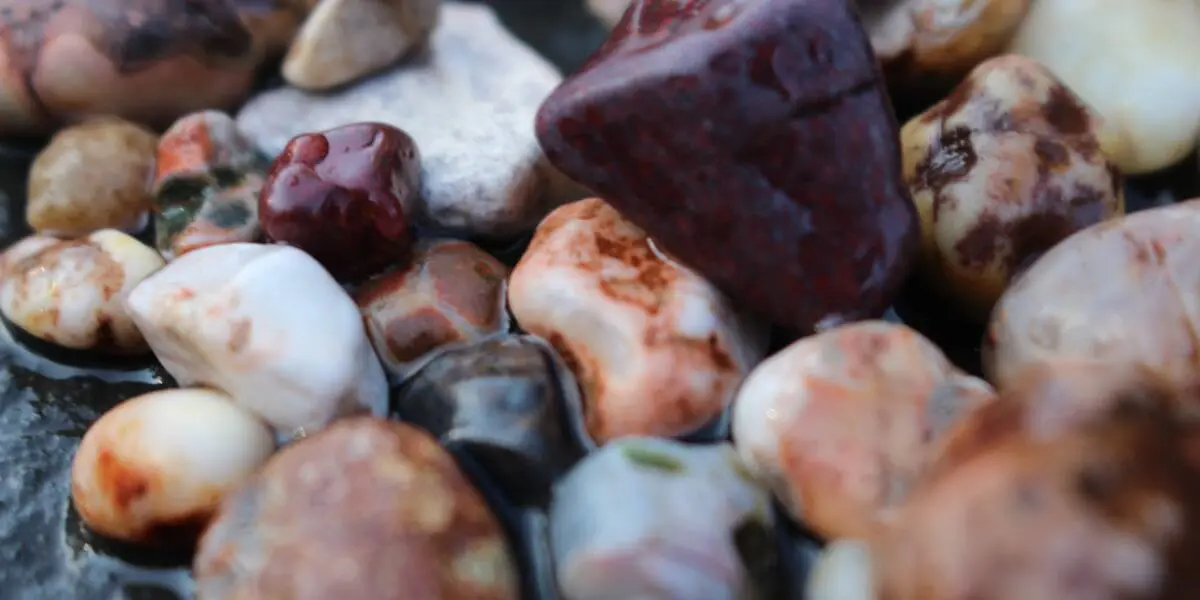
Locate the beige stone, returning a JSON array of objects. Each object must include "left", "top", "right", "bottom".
[
  {"left": 587, "top": 0, "right": 630, "bottom": 27},
  {"left": 283, "top": 0, "right": 440, "bottom": 90}
]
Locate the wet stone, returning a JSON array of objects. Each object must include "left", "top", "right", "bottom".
[
  {"left": 390, "top": 334, "right": 584, "bottom": 507},
  {"left": 535, "top": 0, "right": 919, "bottom": 333},
  {"left": 152, "top": 111, "right": 268, "bottom": 261},
  {"left": 261, "top": 122, "right": 420, "bottom": 282}
]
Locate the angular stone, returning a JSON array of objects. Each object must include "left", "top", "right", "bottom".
[
  {"left": 509, "top": 198, "right": 767, "bottom": 445},
  {"left": 152, "top": 110, "right": 268, "bottom": 260},
  {"left": 237, "top": 3, "right": 566, "bottom": 238},
  {"left": 283, "top": 0, "right": 441, "bottom": 90},
  {"left": 549, "top": 438, "right": 780, "bottom": 599},
  {"left": 125, "top": 243, "right": 388, "bottom": 435},
  {"left": 354, "top": 239, "right": 508, "bottom": 376},
  {"left": 0, "top": 230, "right": 164, "bottom": 354},
  {"left": 194, "top": 418, "right": 520, "bottom": 600},
  {"left": 27, "top": 117, "right": 158, "bottom": 237},
  {"left": 535, "top": 0, "right": 919, "bottom": 332},
  {"left": 261, "top": 122, "right": 419, "bottom": 282},
  {"left": 391, "top": 334, "right": 584, "bottom": 507}
]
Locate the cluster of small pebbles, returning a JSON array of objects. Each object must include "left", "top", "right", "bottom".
[{"left": 1, "top": 0, "right": 1199, "bottom": 599}]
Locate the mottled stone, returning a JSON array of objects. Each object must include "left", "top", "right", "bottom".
[
  {"left": 391, "top": 334, "right": 584, "bottom": 507},
  {"left": 70, "top": 388, "right": 274, "bottom": 547},
  {"left": 27, "top": 117, "right": 158, "bottom": 237},
  {"left": 261, "top": 122, "right": 419, "bottom": 282},
  {"left": 0, "top": 0, "right": 304, "bottom": 137},
  {"left": 732, "top": 320, "right": 995, "bottom": 540},
  {"left": 153, "top": 110, "right": 267, "bottom": 260},
  {"left": 194, "top": 417, "right": 520, "bottom": 600},
  {"left": 354, "top": 239, "right": 508, "bottom": 376},
  {"left": 534, "top": 0, "right": 919, "bottom": 333},
  {"left": 509, "top": 198, "right": 767, "bottom": 445},
  {"left": 238, "top": 3, "right": 567, "bottom": 238},
  {"left": 0, "top": 230, "right": 164, "bottom": 353},
  {"left": 1010, "top": 0, "right": 1200, "bottom": 175},
  {"left": 550, "top": 438, "right": 779, "bottom": 600},
  {"left": 125, "top": 243, "right": 388, "bottom": 435},
  {"left": 901, "top": 54, "right": 1124, "bottom": 320},
  {"left": 861, "top": 0, "right": 1031, "bottom": 85},
  {"left": 283, "top": 0, "right": 441, "bottom": 90}
]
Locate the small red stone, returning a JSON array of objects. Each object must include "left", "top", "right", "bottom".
[
  {"left": 260, "top": 122, "right": 420, "bottom": 282},
  {"left": 535, "top": 0, "right": 919, "bottom": 333}
]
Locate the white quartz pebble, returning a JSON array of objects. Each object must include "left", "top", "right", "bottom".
[
  {"left": 549, "top": 437, "right": 776, "bottom": 600},
  {"left": 0, "top": 230, "right": 163, "bottom": 353},
  {"left": 125, "top": 243, "right": 388, "bottom": 435},
  {"left": 70, "top": 388, "right": 275, "bottom": 546},
  {"left": 1009, "top": 0, "right": 1200, "bottom": 174}
]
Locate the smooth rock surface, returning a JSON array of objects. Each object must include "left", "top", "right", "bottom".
[
  {"left": 152, "top": 111, "right": 267, "bottom": 261},
  {"left": 239, "top": 2, "right": 566, "bottom": 239},
  {"left": 194, "top": 417, "right": 521, "bottom": 600},
  {"left": 283, "top": 0, "right": 441, "bottom": 90},
  {"left": 261, "top": 122, "right": 419, "bottom": 282},
  {"left": 355, "top": 239, "right": 508, "bottom": 376},
  {"left": 509, "top": 198, "right": 767, "bottom": 444},
  {"left": 535, "top": 0, "right": 919, "bottom": 332},
  {"left": 125, "top": 243, "right": 388, "bottom": 435},
  {"left": 391, "top": 334, "right": 584, "bottom": 506},
  {"left": 1009, "top": 0, "right": 1200, "bottom": 175}
]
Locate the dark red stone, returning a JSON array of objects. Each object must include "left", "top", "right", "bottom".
[
  {"left": 260, "top": 122, "right": 420, "bottom": 282},
  {"left": 534, "top": 0, "right": 919, "bottom": 332}
]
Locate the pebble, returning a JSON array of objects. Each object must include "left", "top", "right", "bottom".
[
  {"left": 549, "top": 437, "right": 779, "bottom": 600},
  {"left": 262, "top": 122, "right": 420, "bottom": 282},
  {"left": 1009, "top": 0, "right": 1200, "bottom": 175},
  {"left": 391, "top": 334, "right": 584, "bottom": 506},
  {"left": 354, "top": 239, "right": 508, "bottom": 376},
  {"left": 194, "top": 417, "right": 520, "bottom": 600},
  {"left": 984, "top": 199, "right": 1200, "bottom": 393},
  {"left": 0, "top": 0, "right": 303, "bottom": 137},
  {"left": 0, "top": 230, "right": 164, "bottom": 353},
  {"left": 586, "top": 0, "right": 630, "bottom": 27},
  {"left": 26, "top": 118, "right": 158, "bottom": 237},
  {"left": 731, "top": 321, "right": 995, "bottom": 540},
  {"left": 861, "top": 0, "right": 1031, "bottom": 85},
  {"left": 900, "top": 54, "right": 1124, "bottom": 320},
  {"left": 70, "top": 388, "right": 274, "bottom": 547},
  {"left": 238, "top": 3, "right": 565, "bottom": 239},
  {"left": 535, "top": 0, "right": 919, "bottom": 333},
  {"left": 152, "top": 111, "right": 268, "bottom": 260},
  {"left": 283, "top": 0, "right": 441, "bottom": 90},
  {"left": 124, "top": 243, "right": 388, "bottom": 436},
  {"left": 508, "top": 198, "right": 767, "bottom": 445}
]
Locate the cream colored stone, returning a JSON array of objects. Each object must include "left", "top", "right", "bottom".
[
  {"left": 1009, "top": 0, "right": 1200, "bottom": 174},
  {"left": 587, "top": 0, "right": 630, "bottom": 27},
  {"left": 508, "top": 198, "right": 767, "bottom": 445},
  {"left": 283, "top": 0, "right": 440, "bottom": 90}
]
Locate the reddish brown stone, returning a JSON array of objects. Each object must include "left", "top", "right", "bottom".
[
  {"left": 260, "top": 122, "right": 420, "bottom": 281},
  {"left": 534, "top": 0, "right": 919, "bottom": 332}
]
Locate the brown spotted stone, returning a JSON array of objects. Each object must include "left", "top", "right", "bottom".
[
  {"left": 193, "top": 417, "right": 520, "bottom": 600},
  {"left": 900, "top": 54, "right": 1123, "bottom": 320},
  {"left": 354, "top": 239, "right": 509, "bottom": 376},
  {"left": 509, "top": 198, "right": 767, "bottom": 445},
  {"left": 534, "top": 0, "right": 918, "bottom": 333}
]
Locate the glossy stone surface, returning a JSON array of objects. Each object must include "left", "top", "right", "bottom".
[
  {"left": 391, "top": 334, "right": 585, "bottom": 507},
  {"left": 535, "top": 0, "right": 919, "bottom": 332},
  {"left": 194, "top": 417, "right": 520, "bottom": 600},
  {"left": 152, "top": 111, "right": 267, "bottom": 260},
  {"left": 261, "top": 122, "right": 419, "bottom": 282},
  {"left": 355, "top": 239, "right": 509, "bottom": 377}
]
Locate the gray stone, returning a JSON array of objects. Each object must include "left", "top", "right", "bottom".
[{"left": 238, "top": 2, "right": 568, "bottom": 239}]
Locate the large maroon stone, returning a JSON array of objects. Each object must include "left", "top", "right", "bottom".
[
  {"left": 260, "top": 122, "right": 419, "bottom": 282},
  {"left": 534, "top": 0, "right": 919, "bottom": 332}
]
